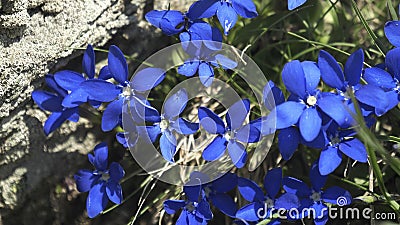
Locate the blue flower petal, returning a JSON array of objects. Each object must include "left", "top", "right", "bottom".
[
  {"left": 281, "top": 60, "right": 307, "bottom": 98},
  {"left": 363, "top": 67, "right": 396, "bottom": 89},
  {"left": 299, "top": 107, "right": 322, "bottom": 142},
  {"left": 309, "top": 162, "right": 327, "bottom": 191},
  {"left": 312, "top": 202, "right": 329, "bottom": 225},
  {"left": 160, "top": 130, "right": 177, "bottom": 163},
  {"left": 301, "top": 61, "right": 321, "bottom": 93},
  {"left": 141, "top": 125, "right": 161, "bottom": 143},
  {"left": 62, "top": 88, "right": 89, "bottom": 108},
  {"left": 198, "top": 62, "right": 214, "bottom": 87},
  {"left": 386, "top": 90, "right": 399, "bottom": 112},
  {"left": 235, "top": 202, "right": 264, "bottom": 222},
  {"left": 319, "top": 146, "right": 342, "bottom": 175},
  {"left": 212, "top": 54, "right": 238, "bottom": 70},
  {"left": 74, "top": 169, "right": 99, "bottom": 192},
  {"left": 198, "top": 107, "right": 226, "bottom": 134},
  {"left": 159, "top": 11, "right": 185, "bottom": 36},
  {"left": 45, "top": 74, "right": 67, "bottom": 97},
  {"left": 386, "top": 47, "right": 400, "bottom": 81},
  {"left": 183, "top": 184, "right": 201, "bottom": 202},
  {"left": 196, "top": 199, "right": 213, "bottom": 220},
  {"left": 275, "top": 101, "right": 305, "bottom": 129},
  {"left": 339, "top": 138, "right": 367, "bottom": 162},
  {"left": 83, "top": 44, "right": 95, "bottom": 79},
  {"left": 216, "top": 2, "right": 238, "bottom": 35},
  {"left": 130, "top": 96, "right": 161, "bottom": 123},
  {"left": 108, "top": 45, "right": 128, "bottom": 85},
  {"left": 287, "top": 0, "right": 307, "bottom": 10},
  {"left": 282, "top": 177, "right": 311, "bottom": 198},
  {"left": 164, "top": 200, "right": 186, "bottom": 214},
  {"left": 317, "top": 95, "right": 352, "bottom": 127},
  {"left": 131, "top": 68, "right": 166, "bottom": 92},
  {"left": 102, "top": 98, "right": 124, "bottom": 132},
  {"left": 211, "top": 173, "right": 237, "bottom": 193},
  {"left": 106, "top": 181, "right": 123, "bottom": 204},
  {"left": 236, "top": 123, "right": 261, "bottom": 143},
  {"left": 187, "top": 0, "right": 219, "bottom": 20},
  {"left": 355, "top": 85, "right": 389, "bottom": 116},
  {"left": 80, "top": 80, "right": 121, "bottom": 102},
  {"left": 345, "top": 49, "right": 364, "bottom": 86},
  {"left": 274, "top": 193, "right": 300, "bottom": 210},
  {"left": 32, "top": 90, "right": 63, "bottom": 112},
  {"left": 264, "top": 168, "right": 282, "bottom": 199},
  {"left": 263, "top": 81, "right": 285, "bottom": 110},
  {"left": 98, "top": 65, "right": 113, "bottom": 80},
  {"left": 93, "top": 142, "right": 108, "bottom": 171},
  {"left": 178, "top": 60, "right": 200, "bottom": 77},
  {"left": 164, "top": 88, "right": 188, "bottom": 119},
  {"left": 237, "top": 177, "right": 264, "bottom": 202},
  {"left": 232, "top": 0, "right": 258, "bottom": 18},
  {"left": 202, "top": 135, "right": 228, "bottom": 161},
  {"left": 54, "top": 70, "right": 85, "bottom": 91},
  {"left": 322, "top": 186, "right": 352, "bottom": 205},
  {"left": 278, "top": 127, "right": 300, "bottom": 160},
  {"left": 226, "top": 99, "right": 250, "bottom": 130},
  {"left": 211, "top": 193, "right": 237, "bottom": 217},
  {"left": 227, "top": 140, "right": 247, "bottom": 168},
  {"left": 176, "top": 210, "right": 189, "bottom": 225},
  {"left": 43, "top": 110, "right": 75, "bottom": 135},
  {"left": 86, "top": 182, "right": 108, "bottom": 218},
  {"left": 109, "top": 162, "right": 125, "bottom": 183},
  {"left": 318, "top": 50, "right": 345, "bottom": 90},
  {"left": 384, "top": 20, "right": 400, "bottom": 47},
  {"left": 171, "top": 118, "right": 199, "bottom": 135}
]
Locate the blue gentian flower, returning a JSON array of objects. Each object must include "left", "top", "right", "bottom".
[
  {"left": 74, "top": 142, "right": 125, "bottom": 218},
  {"left": 385, "top": 20, "right": 400, "bottom": 47},
  {"left": 164, "top": 179, "right": 213, "bottom": 224},
  {"left": 283, "top": 162, "right": 352, "bottom": 225},
  {"left": 145, "top": 9, "right": 222, "bottom": 43},
  {"left": 318, "top": 122, "right": 368, "bottom": 175},
  {"left": 287, "top": 0, "right": 307, "bottom": 10},
  {"left": 318, "top": 49, "right": 389, "bottom": 117},
  {"left": 178, "top": 44, "right": 237, "bottom": 87},
  {"left": 236, "top": 168, "right": 300, "bottom": 222},
  {"left": 80, "top": 45, "right": 166, "bottom": 131},
  {"left": 363, "top": 47, "right": 400, "bottom": 113},
  {"left": 32, "top": 74, "right": 79, "bottom": 135},
  {"left": 54, "top": 44, "right": 110, "bottom": 108},
  {"left": 199, "top": 99, "right": 260, "bottom": 168},
  {"left": 141, "top": 88, "right": 199, "bottom": 163},
  {"left": 187, "top": 0, "right": 258, "bottom": 35},
  {"left": 267, "top": 60, "right": 352, "bottom": 142},
  {"left": 185, "top": 171, "right": 238, "bottom": 217}
]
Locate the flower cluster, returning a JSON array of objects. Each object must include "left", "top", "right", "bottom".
[{"left": 30, "top": 0, "right": 400, "bottom": 224}]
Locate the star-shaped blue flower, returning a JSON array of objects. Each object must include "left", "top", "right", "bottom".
[
  {"left": 74, "top": 142, "right": 125, "bottom": 218},
  {"left": 164, "top": 178, "right": 213, "bottom": 225},
  {"left": 141, "top": 88, "right": 199, "bottom": 163},
  {"left": 145, "top": 9, "right": 222, "bottom": 42},
  {"left": 236, "top": 168, "right": 300, "bottom": 222},
  {"left": 266, "top": 60, "right": 352, "bottom": 142},
  {"left": 187, "top": 0, "right": 258, "bottom": 35},
  {"left": 199, "top": 99, "right": 260, "bottom": 168},
  {"left": 318, "top": 49, "right": 390, "bottom": 117},
  {"left": 32, "top": 74, "right": 79, "bottom": 135},
  {"left": 283, "top": 162, "right": 352, "bottom": 225},
  {"left": 80, "top": 45, "right": 166, "bottom": 131},
  {"left": 363, "top": 47, "right": 400, "bottom": 114}
]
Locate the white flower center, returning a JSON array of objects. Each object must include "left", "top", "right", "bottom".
[
  {"left": 306, "top": 95, "right": 317, "bottom": 106},
  {"left": 101, "top": 173, "right": 110, "bottom": 181},
  {"left": 160, "top": 119, "right": 169, "bottom": 130},
  {"left": 186, "top": 202, "right": 195, "bottom": 212},
  {"left": 310, "top": 191, "right": 321, "bottom": 202},
  {"left": 122, "top": 85, "right": 133, "bottom": 97},
  {"left": 265, "top": 198, "right": 274, "bottom": 208}
]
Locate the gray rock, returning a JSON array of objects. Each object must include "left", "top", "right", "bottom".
[{"left": 0, "top": 0, "right": 194, "bottom": 222}]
